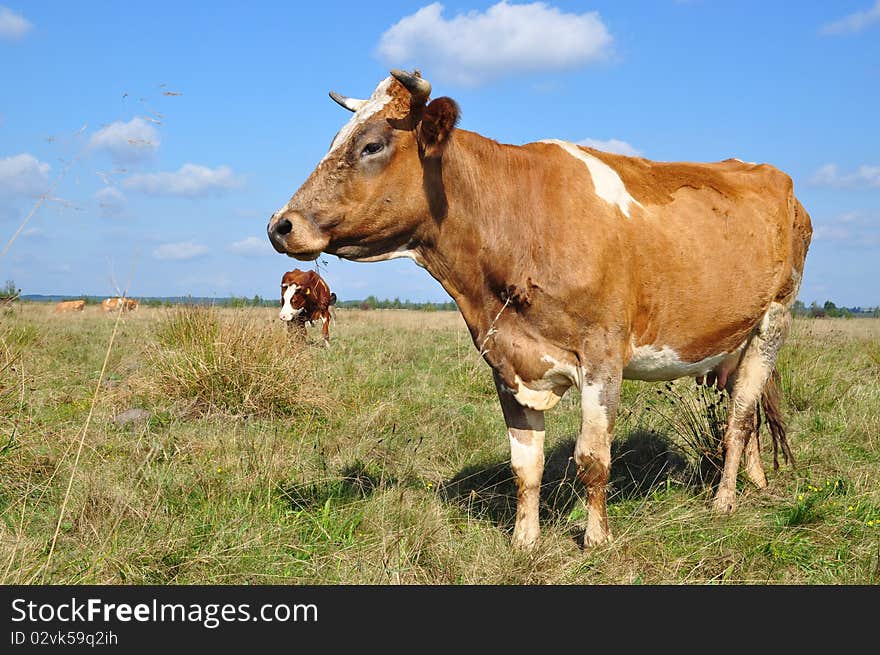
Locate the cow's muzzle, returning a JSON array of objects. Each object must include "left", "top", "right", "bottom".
[{"left": 267, "top": 210, "right": 329, "bottom": 260}]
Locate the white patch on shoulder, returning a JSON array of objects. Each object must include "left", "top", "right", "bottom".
[
  {"left": 539, "top": 354, "right": 580, "bottom": 387},
  {"left": 540, "top": 139, "right": 642, "bottom": 218},
  {"left": 623, "top": 343, "right": 742, "bottom": 382},
  {"left": 279, "top": 284, "right": 301, "bottom": 322},
  {"left": 504, "top": 354, "right": 577, "bottom": 411},
  {"left": 321, "top": 77, "right": 395, "bottom": 164},
  {"left": 510, "top": 375, "right": 563, "bottom": 411}
]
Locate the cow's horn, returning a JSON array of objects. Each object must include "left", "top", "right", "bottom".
[
  {"left": 390, "top": 69, "right": 431, "bottom": 104},
  {"left": 329, "top": 91, "right": 366, "bottom": 112}
]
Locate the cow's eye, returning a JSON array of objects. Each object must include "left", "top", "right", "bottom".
[{"left": 361, "top": 142, "right": 384, "bottom": 157}]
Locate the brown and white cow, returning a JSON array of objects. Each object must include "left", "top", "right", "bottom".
[
  {"left": 101, "top": 297, "right": 139, "bottom": 312},
  {"left": 279, "top": 269, "right": 337, "bottom": 345},
  {"left": 54, "top": 300, "right": 86, "bottom": 313},
  {"left": 267, "top": 70, "right": 812, "bottom": 549}
]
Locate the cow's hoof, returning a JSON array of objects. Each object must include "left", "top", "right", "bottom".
[
  {"left": 582, "top": 526, "right": 612, "bottom": 549},
  {"left": 745, "top": 464, "right": 768, "bottom": 489},
  {"left": 712, "top": 490, "right": 737, "bottom": 514},
  {"left": 747, "top": 471, "right": 768, "bottom": 489},
  {"left": 512, "top": 525, "right": 540, "bottom": 550}
]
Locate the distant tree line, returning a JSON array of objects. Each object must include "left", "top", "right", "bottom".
[
  {"left": 10, "top": 277, "right": 876, "bottom": 317},
  {"left": 792, "top": 300, "right": 880, "bottom": 319},
  {"left": 151, "top": 294, "right": 459, "bottom": 311}
]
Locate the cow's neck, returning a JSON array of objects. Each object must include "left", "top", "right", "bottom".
[{"left": 414, "top": 130, "right": 546, "bottom": 350}]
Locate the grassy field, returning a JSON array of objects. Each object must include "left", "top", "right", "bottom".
[{"left": 1, "top": 303, "right": 878, "bottom": 584}]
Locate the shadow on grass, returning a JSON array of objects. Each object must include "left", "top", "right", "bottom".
[
  {"left": 278, "top": 460, "right": 386, "bottom": 512},
  {"left": 441, "top": 429, "right": 689, "bottom": 535},
  {"left": 275, "top": 430, "right": 693, "bottom": 543}
]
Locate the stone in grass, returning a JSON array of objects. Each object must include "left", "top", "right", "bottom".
[{"left": 114, "top": 408, "right": 151, "bottom": 427}]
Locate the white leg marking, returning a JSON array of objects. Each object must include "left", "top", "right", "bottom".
[
  {"left": 508, "top": 426, "right": 544, "bottom": 548},
  {"left": 576, "top": 379, "right": 612, "bottom": 546},
  {"left": 540, "top": 139, "right": 642, "bottom": 218},
  {"left": 579, "top": 381, "right": 609, "bottom": 438}
]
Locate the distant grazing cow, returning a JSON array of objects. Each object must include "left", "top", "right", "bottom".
[
  {"left": 101, "top": 297, "right": 139, "bottom": 312},
  {"left": 279, "top": 269, "right": 337, "bottom": 344},
  {"left": 54, "top": 300, "right": 85, "bottom": 313},
  {"left": 267, "top": 70, "right": 812, "bottom": 548}
]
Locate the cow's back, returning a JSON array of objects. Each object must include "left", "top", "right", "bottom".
[
  {"left": 514, "top": 144, "right": 811, "bottom": 361},
  {"left": 617, "top": 159, "right": 807, "bottom": 357},
  {"left": 55, "top": 300, "right": 85, "bottom": 313}
]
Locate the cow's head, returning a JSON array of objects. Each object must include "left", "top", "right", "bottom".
[
  {"left": 279, "top": 268, "right": 316, "bottom": 322},
  {"left": 267, "top": 70, "right": 459, "bottom": 262}
]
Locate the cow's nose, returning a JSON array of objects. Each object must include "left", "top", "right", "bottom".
[{"left": 268, "top": 215, "right": 293, "bottom": 253}]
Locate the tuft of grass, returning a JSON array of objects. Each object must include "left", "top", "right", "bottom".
[
  {"left": 648, "top": 382, "right": 728, "bottom": 486},
  {"left": 867, "top": 340, "right": 880, "bottom": 371},
  {"left": 143, "top": 305, "right": 327, "bottom": 418}
]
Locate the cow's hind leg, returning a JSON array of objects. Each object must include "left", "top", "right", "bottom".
[
  {"left": 743, "top": 419, "right": 767, "bottom": 489},
  {"left": 713, "top": 302, "right": 790, "bottom": 513},
  {"left": 574, "top": 369, "right": 621, "bottom": 548},
  {"left": 494, "top": 371, "right": 545, "bottom": 549}
]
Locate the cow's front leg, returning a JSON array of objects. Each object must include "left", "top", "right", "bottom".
[
  {"left": 494, "top": 371, "right": 545, "bottom": 549},
  {"left": 320, "top": 311, "right": 331, "bottom": 347},
  {"left": 575, "top": 369, "right": 621, "bottom": 548}
]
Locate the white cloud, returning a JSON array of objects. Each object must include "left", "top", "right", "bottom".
[
  {"left": 813, "top": 210, "right": 880, "bottom": 249},
  {"left": 809, "top": 163, "right": 880, "bottom": 188},
  {"left": 89, "top": 117, "right": 160, "bottom": 162},
  {"left": 821, "top": 1, "right": 880, "bottom": 35},
  {"left": 229, "top": 236, "right": 271, "bottom": 256},
  {"left": 123, "top": 164, "right": 243, "bottom": 197},
  {"left": 577, "top": 138, "right": 642, "bottom": 157},
  {"left": 0, "top": 153, "right": 50, "bottom": 196},
  {"left": 0, "top": 6, "right": 32, "bottom": 41},
  {"left": 95, "top": 187, "right": 127, "bottom": 218},
  {"left": 21, "top": 227, "right": 44, "bottom": 238},
  {"left": 377, "top": 2, "right": 613, "bottom": 85},
  {"left": 153, "top": 241, "right": 209, "bottom": 261}
]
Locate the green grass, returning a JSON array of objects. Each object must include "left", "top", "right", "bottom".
[{"left": 0, "top": 303, "right": 878, "bottom": 584}]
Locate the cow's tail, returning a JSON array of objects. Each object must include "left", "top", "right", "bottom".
[
  {"left": 328, "top": 292, "right": 337, "bottom": 306},
  {"left": 759, "top": 367, "right": 795, "bottom": 471}
]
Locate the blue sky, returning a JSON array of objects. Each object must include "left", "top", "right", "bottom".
[{"left": 1, "top": 1, "right": 878, "bottom": 304}]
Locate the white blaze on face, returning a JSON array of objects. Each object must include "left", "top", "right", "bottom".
[
  {"left": 540, "top": 139, "right": 642, "bottom": 218},
  {"left": 320, "top": 77, "right": 396, "bottom": 164},
  {"left": 279, "top": 285, "right": 302, "bottom": 322}
]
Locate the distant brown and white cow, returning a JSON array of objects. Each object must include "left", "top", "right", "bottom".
[
  {"left": 267, "top": 70, "right": 812, "bottom": 548},
  {"left": 101, "top": 297, "right": 139, "bottom": 312},
  {"left": 54, "top": 300, "right": 85, "bottom": 313},
  {"left": 279, "top": 269, "right": 337, "bottom": 344}
]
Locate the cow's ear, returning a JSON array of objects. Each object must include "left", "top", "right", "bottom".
[{"left": 417, "top": 97, "right": 460, "bottom": 159}]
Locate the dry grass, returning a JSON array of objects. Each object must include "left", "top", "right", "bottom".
[
  {"left": 0, "top": 305, "right": 878, "bottom": 584},
  {"left": 141, "top": 305, "right": 328, "bottom": 418}
]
